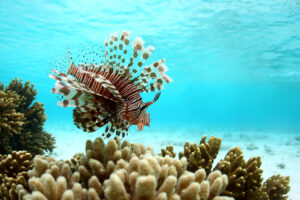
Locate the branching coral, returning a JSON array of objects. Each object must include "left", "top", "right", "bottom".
[
  {"left": 16, "top": 137, "right": 233, "bottom": 200},
  {"left": 214, "top": 147, "right": 290, "bottom": 200},
  {"left": 0, "top": 136, "right": 289, "bottom": 200},
  {"left": 160, "top": 145, "right": 176, "bottom": 158},
  {"left": 261, "top": 175, "right": 290, "bottom": 200},
  {"left": 0, "top": 78, "right": 55, "bottom": 155},
  {"left": 0, "top": 151, "right": 33, "bottom": 200},
  {"left": 0, "top": 83, "right": 25, "bottom": 153},
  {"left": 179, "top": 136, "right": 221, "bottom": 174},
  {"left": 214, "top": 147, "right": 248, "bottom": 199},
  {"left": 165, "top": 136, "right": 290, "bottom": 200}
]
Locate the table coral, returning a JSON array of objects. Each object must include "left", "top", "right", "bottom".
[
  {"left": 0, "top": 78, "right": 55, "bottom": 155},
  {"left": 0, "top": 151, "right": 33, "bottom": 200}
]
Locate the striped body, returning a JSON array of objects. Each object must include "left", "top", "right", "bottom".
[
  {"left": 50, "top": 31, "right": 172, "bottom": 139},
  {"left": 67, "top": 63, "right": 144, "bottom": 125}
]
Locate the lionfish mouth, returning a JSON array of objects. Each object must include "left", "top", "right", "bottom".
[
  {"left": 49, "top": 31, "right": 172, "bottom": 139},
  {"left": 137, "top": 122, "right": 144, "bottom": 131}
]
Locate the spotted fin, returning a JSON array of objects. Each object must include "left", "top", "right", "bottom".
[
  {"left": 73, "top": 106, "right": 110, "bottom": 133},
  {"left": 101, "top": 31, "right": 172, "bottom": 93},
  {"left": 101, "top": 118, "right": 130, "bottom": 139}
]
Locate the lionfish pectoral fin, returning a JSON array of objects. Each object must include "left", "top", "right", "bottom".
[
  {"left": 73, "top": 107, "right": 110, "bottom": 133},
  {"left": 145, "top": 91, "right": 161, "bottom": 107},
  {"left": 153, "top": 91, "right": 161, "bottom": 102},
  {"left": 102, "top": 119, "right": 130, "bottom": 139}
]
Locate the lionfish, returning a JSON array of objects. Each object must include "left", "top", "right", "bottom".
[{"left": 49, "top": 31, "right": 172, "bottom": 139}]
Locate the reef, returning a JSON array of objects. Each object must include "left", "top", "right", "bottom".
[
  {"left": 0, "top": 136, "right": 290, "bottom": 200},
  {"left": 0, "top": 78, "right": 55, "bottom": 155},
  {"left": 16, "top": 137, "right": 232, "bottom": 200},
  {"left": 179, "top": 136, "right": 221, "bottom": 175},
  {"left": 170, "top": 136, "right": 290, "bottom": 200}
]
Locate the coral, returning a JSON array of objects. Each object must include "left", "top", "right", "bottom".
[
  {"left": 17, "top": 137, "right": 233, "bottom": 200},
  {"left": 0, "top": 151, "right": 33, "bottom": 200},
  {"left": 214, "top": 148, "right": 289, "bottom": 200},
  {"left": 0, "top": 87, "right": 25, "bottom": 153},
  {"left": 261, "top": 175, "right": 290, "bottom": 200},
  {"left": 164, "top": 136, "right": 291, "bottom": 200},
  {"left": 6, "top": 136, "right": 289, "bottom": 200},
  {"left": 65, "top": 137, "right": 151, "bottom": 188},
  {"left": 160, "top": 145, "right": 176, "bottom": 158},
  {"left": 214, "top": 147, "right": 248, "bottom": 199},
  {"left": 179, "top": 136, "right": 221, "bottom": 174},
  {"left": 0, "top": 78, "right": 55, "bottom": 155},
  {"left": 102, "top": 157, "right": 230, "bottom": 200}
]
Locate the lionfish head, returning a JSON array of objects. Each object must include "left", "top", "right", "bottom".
[
  {"left": 137, "top": 111, "right": 150, "bottom": 131},
  {"left": 137, "top": 92, "right": 161, "bottom": 131}
]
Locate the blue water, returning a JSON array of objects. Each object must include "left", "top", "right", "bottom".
[
  {"left": 1, "top": 0, "right": 300, "bottom": 131},
  {"left": 1, "top": 1, "right": 300, "bottom": 198}
]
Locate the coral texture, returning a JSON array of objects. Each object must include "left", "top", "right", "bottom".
[
  {"left": 0, "top": 151, "right": 33, "bottom": 200},
  {"left": 169, "top": 136, "right": 290, "bottom": 200},
  {"left": 17, "top": 137, "right": 232, "bottom": 200},
  {"left": 0, "top": 136, "right": 289, "bottom": 200},
  {"left": 179, "top": 136, "right": 221, "bottom": 174},
  {"left": 261, "top": 174, "right": 290, "bottom": 200},
  {"left": 0, "top": 78, "right": 55, "bottom": 155},
  {"left": 160, "top": 145, "right": 176, "bottom": 158}
]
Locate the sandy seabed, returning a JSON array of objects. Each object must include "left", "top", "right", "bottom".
[{"left": 46, "top": 125, "right": 300, "bottom": 200}]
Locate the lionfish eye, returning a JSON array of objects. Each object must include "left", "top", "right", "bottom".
[{"left": 140, "top": 105, "right": 147, "bottom": 111}]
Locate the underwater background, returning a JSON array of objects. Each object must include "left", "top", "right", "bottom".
[{"left": 1, "top": 0, "right": 300, "bottom": 199}]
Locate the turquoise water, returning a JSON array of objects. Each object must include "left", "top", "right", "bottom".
[{"left": 1, "top": 0, "right": 300, "bottom": 132}]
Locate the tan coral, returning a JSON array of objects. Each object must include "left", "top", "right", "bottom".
[
  {"left": 179, "top": 136, "right": 221, "bottom": 174},
  {"left": 13, "top": 136, "right": 290, "bottom": 200},
  {"left": 214, "top": 146, "right": 247, "bottom": 199},
  {"left": 103, "top": 152, "right": 231, "bottom": 200},
  {"left": 262, "top": 174, "right": 290, "bottom": 200},
  {"left": 0, "top": 89, "right": 25, "bottom": 153},
  {"left": 0, "top": 151, "right": 33, "bottom": 200},
  {"left": 16, "top": 137, "right": 232, "bottom": 200},
  {"left": 214, "top": 146, "right": 289, "bottom": 200},
  {"left": 0, "top": 78, "right": 55, "bottom": 155},
  {"left": 160, "top": 145, "right": 176, "bottom": 158},
  {"left": 243, "top": 156, "right": 263, "bottom": 199}
]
